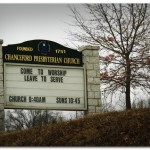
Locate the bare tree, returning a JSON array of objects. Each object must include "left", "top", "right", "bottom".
[
  {"left": 132, "top": 96, "right": 150, "bottom": 109},
  {"left": 69, "top": 4, "right": 150, "bottom": 109},
  {"left": 5, "top": 109, "right": 63, "bottom": 131}
]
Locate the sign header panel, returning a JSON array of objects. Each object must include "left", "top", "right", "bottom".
[
  {"left": 4, "top": 63, "right": 87, "bottom": 110},
  {"left": 3, "top": 40, "right": 83, "bottom": 67}
]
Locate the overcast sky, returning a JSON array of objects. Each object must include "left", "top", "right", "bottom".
[
  {"left": 0, "top": 3, "right": 85, "bottom": 117},
  {"left": 0, "top": 4, "right": 79, "bottom": 48},
  {"left": 0, "top": 2, "right": 147, "bottom": 47}
]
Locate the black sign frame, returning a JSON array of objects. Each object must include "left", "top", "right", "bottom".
[{"left": 2, "top": 39, "right": 83, "bottom": 67}]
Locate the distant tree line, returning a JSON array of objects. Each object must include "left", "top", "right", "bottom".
[
  {"left": 132, "top": 97, "right": 150, "bottom": 109},
  {"left": 5, "top": 109, "right": 64, "bottom": 131}
]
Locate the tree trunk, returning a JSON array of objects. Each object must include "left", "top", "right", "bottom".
[{"left": 125, "top": 57, "right": 131, "bottom": 109}]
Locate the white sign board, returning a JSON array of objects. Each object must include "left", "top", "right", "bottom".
[{"left": 4, "top": 63, "right": 87, "bottom": 110}]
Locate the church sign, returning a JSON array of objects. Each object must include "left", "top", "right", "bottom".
[
  {"left": 3, "top": 40, "right": 87, "bottom": 110},
  {"left": 3, "top": 40, "right": 82, "bottom": 66}
]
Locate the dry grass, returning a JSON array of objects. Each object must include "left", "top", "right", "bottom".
[{"left": 0, "top": 108, "right": 150, "bottom": 146}]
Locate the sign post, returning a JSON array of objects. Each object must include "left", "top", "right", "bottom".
[
  {"left": 79, "top": 46, "right": 101, "bottom": 115},
  {"left": 0, "top": 39, "right": 4, "bottom": 132}
]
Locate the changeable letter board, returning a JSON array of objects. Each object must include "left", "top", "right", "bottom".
[{"left": 3, "top": 40, "right": 87, "bottom": 110}]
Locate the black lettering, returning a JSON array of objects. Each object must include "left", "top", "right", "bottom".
[
  {"left": 20, "top": 68, "right": 33, "bottom": 74},
  {"left": 38, "top": 69, "right": 43, "bottom": 75},
  {"left": 29, "top": 96, "right": 46, "bottom": 103},
  {"left": 78, "top": 98, "right": 80, "bottom": 104},
  {"left": 68, "top": 98, "right": 80, "bottom": 104},
  {"left": 69, "top": 98, "right": 74, "bottom": 103},
  {"left": 56, "top": 97, "right": 67, "bottom": 103},
  {"left": 9, "top": 96, "right": 26, "bottom": 102},
  {"left": 29, "top": 96, "right": 32, "bottom": 102},
  {"left": 74, "top": 98, "right": 80, "bottom": 104},
  {"left": 24, "top": 75, "right": 38, "bottom": 81},
  {"left": 50, "top": 77, "right": 63, "bottom": 83},
  {"left": 48, "top": 70, "right": 67, "bottom": 76},
  {"left": 41, "top": 76, "right": 47, "bottom": 82},
  {"left": 40, "top": 97, "right": 45, "bottom": 102}
]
